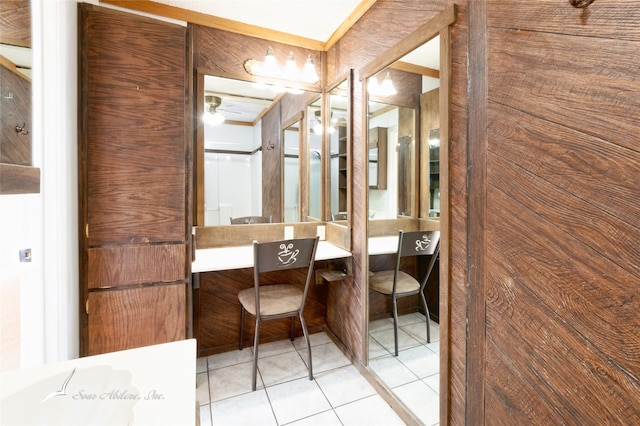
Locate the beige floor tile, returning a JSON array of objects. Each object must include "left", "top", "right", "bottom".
[
  {"left": 334, "top": 394, "right": 406, "bottom": 426},
  {"left": 209, "top": 360, "right": 261, "bottom": 401},
  {"left": 297, "top": 341, "right": 351, "bottom": 374},
  {"left": 210, "top": 389, "right": 277, "bottom": 426},
  {"left": 286, "top": 409, "right": 343, "bottom": 425},
  {"left": 314, "top": 365, "right": 377, "bottom": 408},
  {"left": 196, "top": 372, "right": 210, "bottom": 406},
  {"left": 396, "top": 345, "right": 439, "bottom": 379},
  {"left": 368, "top": 354, "right": 419, "bottom": 388},
  {"left": 393, "top": 379, "right": 439, "bottom": 426},
  {"left": 257, "top": 350, "right": 309, "bottom": 387},
  {"left": 266, "top": 377, "right": 331, "bottom": 424}
]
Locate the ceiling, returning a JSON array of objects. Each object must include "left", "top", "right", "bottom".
[{"left": 150, "top": 0, "right": 366, "bottom": 42}]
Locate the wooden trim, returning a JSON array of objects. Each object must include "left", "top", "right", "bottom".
[
  {"left": 467, "top": 0, "right": 488, "bottom": 423},
  {"left": 324, "top": 0, "right": 378, "bottom": 51},
  {"left": 0, "top": 55, "right": 30, "bottom": 82},
  {"left": 194, "top": 70, "right": 205, "bottom": 227},
  {"left": 101, "top": 0, "right": 325, "bottom": 50},
  {"left": 0, "top": 163, "right": 40, "bottom": 194},
  {"left": 360, "top": 5, "right": 456, "bottom": 81},
  {"left": 392, "top": 61, "right": 439, "bottom": 79},
  {"left": 438, "top": 26, "right": 453, "bottom": 426}
]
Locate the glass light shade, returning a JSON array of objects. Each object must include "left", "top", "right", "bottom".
[
  {"left": 261, "top": 47, "right": 278, "bottom": 76},
  {"left": 284, "top": 51, "right": 299, "bottom": 80},
  {"left": 302, "top": 55, "right": 319, "bottom": 83},
  {"left": 204, "top": 110, "right": 225, "bottom": 126},
  {"left": 380, "top": 72, "right": 397, "bottom": 96}
]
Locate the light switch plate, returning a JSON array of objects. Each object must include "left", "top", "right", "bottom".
[
  {"left": 284, "top": 226, "right": 294, "bottom": 240},
  {"left": 317, "top": 225, "right": 326, "bottom": 241}
]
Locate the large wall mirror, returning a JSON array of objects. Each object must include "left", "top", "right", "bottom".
[
  {"left": 364, "top": 23, "right": 450, "bottom": 424},
  {"left": 195, "top": 72, "right": 322, "bottom": 226},
  {"left": 328, "top": 79, "right": 349, "bottom": 221}
]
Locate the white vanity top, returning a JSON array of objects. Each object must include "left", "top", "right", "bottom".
[
  {"left": 368, "top": 235, "right": 400, "bottom": 255},
  {"left": 1, "top": 339, "right": 196, "bottom": 426},
  {"left": 192, "top": 240, "right": 352, "bottom": 273}
]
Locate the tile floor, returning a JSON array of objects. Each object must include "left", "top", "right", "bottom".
[
  {"left": 196, "top": 312, "right": 439, "bottom": 426},
  {"left": 368, "top": 312, "right": 440, "bottom": 426}
]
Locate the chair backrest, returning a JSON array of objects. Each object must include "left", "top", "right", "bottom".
[
  {"left": 252, "top": 237, "right": 319, "bottom": 314},
  {"left": 394, "top": 230, "right": 440, "bottom": 290},
  {"left": 254, "top": 237, "right": 319, "bottom": 273},
  {"left": 332, "top": 212, "right": 348, "bottom": 221},
  {"left": 397, "top": 230, "right": 440, "bottom": 258},
  {"left": 230, "top": 215, "right": 272, "bottom": 224}
]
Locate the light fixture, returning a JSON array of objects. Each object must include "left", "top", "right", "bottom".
[
  {"left": 368, "top": 71, "right": 397, "bottom": 97},
  {"left": 244, "top": 47, "right": 319, "bottom": 88},
  {"left": 204, "top": 95, "right": 225, "bottom": 126}
]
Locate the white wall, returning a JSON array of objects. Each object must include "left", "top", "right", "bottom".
[{"left": 1, "top": 0, "right": 78, "bottom": 371}]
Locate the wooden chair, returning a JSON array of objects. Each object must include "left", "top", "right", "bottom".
[
  {"left": 229, "top": 215, "right": 272, "bottom": 224},
  {"left": 369, "top": 230, "right": 440, "bottom": 356},
  {"left": 238, "top": 236, "right": 319, "bottom": 391}
]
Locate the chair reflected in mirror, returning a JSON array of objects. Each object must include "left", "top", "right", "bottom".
[
  {"left": 230, "top": 215, "right": 272, "bottom": 224},
  {"left": 331, "top": 212, "right": 348, "bottom": 221},
  {"left": 369, "top": 230, "right": 440, "bottom": 356},
  {"left": 237, "top": 236, "right": 319, "bottom": 391}
]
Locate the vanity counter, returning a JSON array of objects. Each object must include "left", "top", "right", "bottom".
[
  {"left": 192, "top": 241, "right": 352, "bottom": 273},
  {"left": 368, "top": 236, "right": 400, "bottom": 256}
]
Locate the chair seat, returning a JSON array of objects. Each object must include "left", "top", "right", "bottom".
[
  {"left": 370, "top": 270, "right": 420, "bottom": 295},
  {"left": 238, "top": 284, "right": 303, "bottom": 316}
]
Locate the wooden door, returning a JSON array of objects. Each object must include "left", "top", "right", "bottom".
[{"left": 78, "top": 4, "right": 190, "bottom": 356}]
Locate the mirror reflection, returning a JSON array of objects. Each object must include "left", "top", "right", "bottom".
[
  {"left": 283, "top": 114, "right": 301, "bottom": 222},
  {"left": 307, "top": 98, "right": 322, "bottom": 220},
  {"left": 366, "top": 34, "right": 444, "bottom": 423},
  {"left": 329, "top": 80, "right": 349, "bottom": 221},
  {"left": 200, "top": 75, "right": 323, "bottom": 226}
]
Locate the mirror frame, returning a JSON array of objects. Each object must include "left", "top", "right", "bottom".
[{"left": 359, "top": 4, "right": 456, "bottom": 422}]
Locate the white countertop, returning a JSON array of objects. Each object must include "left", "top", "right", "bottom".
[
  {"left": 1, "top": 339, "right": 196, "bottom": 426},
  {"left": 368, "top": 235, "right": 399, "bottom": 255},
  {"left": 192, "top": 240, "right": 352, "bottom": 273}
]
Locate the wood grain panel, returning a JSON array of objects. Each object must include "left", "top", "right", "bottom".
[
  {"left": 485, "top": 257, "right": 640, "bottom": 424},
  {"left": 1, "top": 61, "right": 31, "bottom": 165},
  {"left": 196, "top": 264, "right": 329, "bottom": 356},
  {"left": 488, "top": 28, "right": 640, "bottom": 153},
  {"left": 192, "top": 25, "right": 322, "bottom": 91},
  {"left": 487, "top": 0, "right": 640, "bottom": 42},
  {"left": 0, "top": 0, "right": 30, "bottom": 46},
  {"left": 82, "top": 5, "right": 187, "bottom": 245},
  {"left": 487, "top": 161, "right": 640, "bottom": 369},
  {"left": 488, "top": 102, "right": 640, "bottom": 234},
  {"left": 87, "top": 244, "right": 187, "bottom": 289},
  {"left": 0, "top": 163, "right": 39, "bottom": 194},
  {"left": 194, "top": 222, "right": 324, "bottom": 249},
  {"left": 87, "top": 283, "right": 186, "bottom": 357}
]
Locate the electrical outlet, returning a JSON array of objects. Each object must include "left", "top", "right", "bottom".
[{"left": 317, "top": 225, "right": 326, "bottom": 241}]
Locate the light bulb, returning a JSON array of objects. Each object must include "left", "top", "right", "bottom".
[
  {"left": 380, "top": 72, "right": 397, "bottom": 96},
  {"left": 302, "top": 55, "right": 319, "bottom": 84},
  {"left": 284, "top": 51, "right": 299, "bottom": 80}
]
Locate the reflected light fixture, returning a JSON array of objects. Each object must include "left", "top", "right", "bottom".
[
  {"left": 244, "top": 47, "right": 319, "bottom": 87},
  {"left": 368, "top": 71, "right": 397, "bottom": 97},
  {"left": 204, "top": 95, "right": 225, "bottom": 126}
]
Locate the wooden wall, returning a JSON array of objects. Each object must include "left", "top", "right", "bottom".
[{"left": 467, "top": 0, "right": 640, "bottom": 423}]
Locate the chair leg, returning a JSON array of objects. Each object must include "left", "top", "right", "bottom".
[
  {"left": 290, "top": 316, "right": 295, "bottom": 341},
  {"left": 420, "top": 292, "right": 431, "bottom": 343},
  {"left": 299, "top": 314, "right": 313, "bottom": 381},
  {"left": 239, "top": 306, "right": 246, "bottom": 350},
  {"left": 251, "top": 318, "right": 260, "bottom": 391},
  {"left": 392, "top": 296, "right": 399, "bottom": 356}
]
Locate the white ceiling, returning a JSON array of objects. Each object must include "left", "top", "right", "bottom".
[{"left": 152, "top": 0, "right": 364, "bottom": 42}]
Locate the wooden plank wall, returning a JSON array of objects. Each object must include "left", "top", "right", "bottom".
[{"left": 474, "top": 0, "right": 640, "bottom": 423}]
